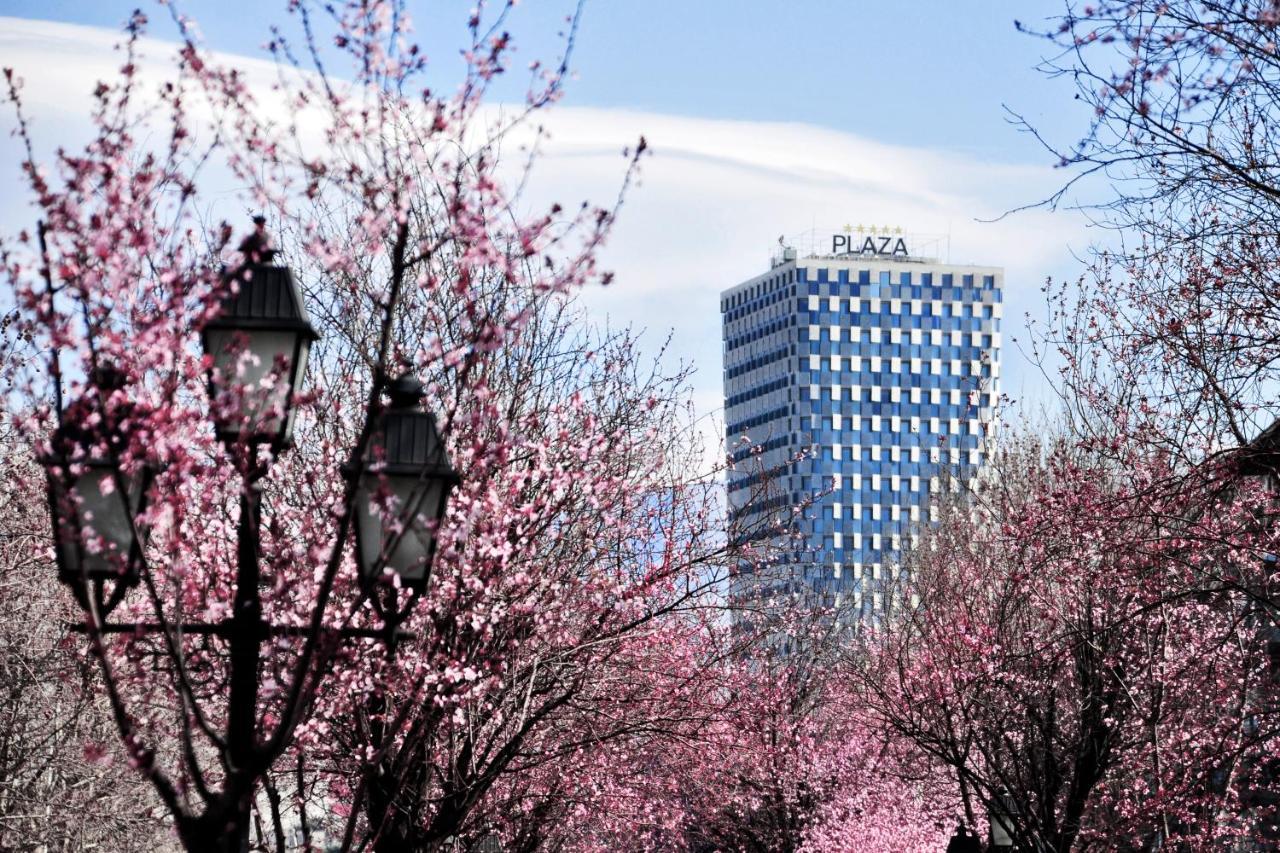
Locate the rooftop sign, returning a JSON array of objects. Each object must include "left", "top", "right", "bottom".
[
  {"left": 832, "top": 233, "right": 909, "bottom": 257},
  {"left": 772, "top": 226, "right": 946, "bottom": 268},
  {"left": 832, "top": 224, "right": 908, "bottom": 257}
]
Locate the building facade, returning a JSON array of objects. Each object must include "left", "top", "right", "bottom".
[{"left": 722, "top": 233, "right": 1002, "bottom": 620}]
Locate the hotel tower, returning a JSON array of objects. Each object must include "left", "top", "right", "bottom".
[{"left": 721, "top": 228, "right": 1001, "bottom": 621}]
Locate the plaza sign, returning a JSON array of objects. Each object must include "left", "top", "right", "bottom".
[{"left": 832, "top": 233, "right": 909, "bottom": 257}]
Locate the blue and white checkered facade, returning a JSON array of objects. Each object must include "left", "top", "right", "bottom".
[{"left": 722, "top": 251, "right": 1001, "bottom": 619}]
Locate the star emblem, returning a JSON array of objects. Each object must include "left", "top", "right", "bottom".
[{"left": 842, "top": 224, "right": 853, "bottom": 233}]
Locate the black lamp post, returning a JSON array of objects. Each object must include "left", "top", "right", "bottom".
[
  {"left": 349, "top": 376, "right": 458, "bottom": 851},
  {"left": 201, "top": 255, "right": 326, "bottom": 851},
  {"left": 42, "top": 226, "right": 457, "bottom": 853}
]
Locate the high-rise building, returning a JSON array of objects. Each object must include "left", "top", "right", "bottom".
[{"left": 722, "top": 230, "right": 1002, "bottom": 620}]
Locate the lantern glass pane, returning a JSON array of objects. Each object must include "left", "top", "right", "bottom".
[
  {"left": 282, "top": 337, "right": 311, "bottom": 443},
  {"left": 62, "top": 466, "right": 144, "bottom": 578},
  {"left": 206, "top": 329, "right": 303, "bottom": 439},
  {"left": 990, "top": 810, "right": 1014, "bottom": 846},
  {"left": 356, "top": 474, "right": 447, "bottom": 583}
]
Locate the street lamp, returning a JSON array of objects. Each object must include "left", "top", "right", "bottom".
[
  {"left": 44, "top": 365, "right": 153, "bottom": 617},
  {"left": 42, "top": 223, "right": 459, "bottom": 853},
  {"left": 350, "top": 374, "right": 459, "bottom": 619},
  {"left": 201, "top": 259, "right": 318, "bottom": 447},
  {"left": 201, "top": 252, "right": 322, "bottom": 853}
]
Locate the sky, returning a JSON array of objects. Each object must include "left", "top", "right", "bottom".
[
  {"left": 0, "top": 1, "right": 1101, "bottom": 453},
  {"left": 0, "top": 1, "right": 1091, "bottom": 161}
]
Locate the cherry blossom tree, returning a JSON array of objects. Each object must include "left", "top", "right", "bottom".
[
  {"left": 947, "top": 8, "right": 1280, "bottom": 845},
  {"left": 646, "top": 607, "right": 956, "bottom": 853},
  {"left": 1020, "top": 1, "right": 1280, "bottom": 454},
  {"left": 311, "top": 320, "right": 737, "bottom": 849},
  {"left": 0, "top": 2, "right": 755, "bottom": 849},
  {"left": 856, "top": 431, "right": 1280, "bottom": 850}
]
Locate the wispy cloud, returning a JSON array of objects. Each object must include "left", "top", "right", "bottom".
[{"left": 522, "top": 107, "right": 1094, "bottom": 421}]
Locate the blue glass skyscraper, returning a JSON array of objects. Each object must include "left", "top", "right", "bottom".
[{"left": 722, "top": 234, "right": 1002, "bottom": 620}]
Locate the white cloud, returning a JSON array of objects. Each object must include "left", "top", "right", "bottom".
[
  {"left": 0, "top": 15, "right": 1090, "bottom": 464},
  {"left": 521, "top": 107, "right": 1092, "bottom": 426}
]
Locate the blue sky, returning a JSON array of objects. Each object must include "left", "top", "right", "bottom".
[
  {"left": 0, "top": 1, "right": 1090, "bottom": 163},
  {"left": 0, "top": 3, "right": 1098, "bottom": 459}
]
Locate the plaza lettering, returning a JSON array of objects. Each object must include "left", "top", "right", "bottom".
[{"left": 831, "top": 234, "right": 909, "bottom": 257}]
